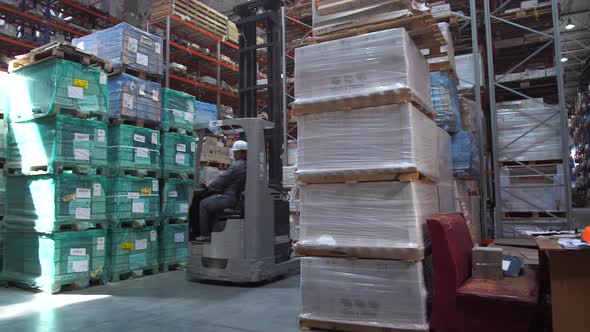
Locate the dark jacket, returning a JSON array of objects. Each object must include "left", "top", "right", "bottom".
[{"left": 208, "top": 159, "right": 247, "bottom": 197}]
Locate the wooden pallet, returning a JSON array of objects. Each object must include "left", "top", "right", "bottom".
[
  {"left": 300, "top": 317, "right": 428, "bottom": 332},
  {"left": 162, "top": 172, "right": 195, "bottom": 180},
  {"left": 307, "top": 11, "right": 446, "bottom": 50},
  {"left": 109, "top": 117, "right": 162, "bottom": 131},
  {"left": 159, "top": 261, "right": 187, "bottom": 273},
  {"left": 429, "top": 61, "right": 458, "bottom": 80},
  {"left": 297, "top": 170, "right": 434, "bottom": 185},
  {"left": 6, "top": 163, "right": 106, "bottom": 176},
  {"left": 295, "top": 244, "right": 425, "bottom": 262},
  {"left": 163, "top": 126, "right": 196, "bottom": 137},
  {"left": 108, "top": 66, "right": 162, "bottom": 83},
  {"left": 152, "top": 0, "right": 230, "bottom": 39},
  {"left": 115, "top": 219, "right": 161, "bottom": 229},
  {"left": 107, "top": 167, "right": 161, "bottom": 178},
  {"left": 163, "top": 217, "right": 188, "bottom": 225},
  {"left": 454, "top": 172, "right": 478, "bottom": 181},
  {"left": 53, "top": 221, "right": 106, "bottom": 233},
  {"left": 109, "top": 265, "right": 159, "bottom": 282},
  {"left": 498, "top": 159, "right": 562, "bottom": 167},
  {"left": 9, "top": 42, "right": 111, "bottom": 72},
  {"left": 497, "top": 5, "right": 553, "bottom": 21},
  {"left": 200, "top": 160, "right": 230, "bottom": 170},
  {"left": 291, "top": 88, "right": 434, "bottom": 120},
  {"left": 501, "top": 211, "right": 566, "bottom": 219}
]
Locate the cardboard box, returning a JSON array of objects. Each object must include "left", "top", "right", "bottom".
[{"left": 472, "top": 245, "right": 503, "bottom": 280}]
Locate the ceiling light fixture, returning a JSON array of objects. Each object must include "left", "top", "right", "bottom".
[
  {"left": 565, "top": 18, "right": 575, "bottom": 30},
  {"left": 561, "top": 57, "right": 568, "bottom": 62}
]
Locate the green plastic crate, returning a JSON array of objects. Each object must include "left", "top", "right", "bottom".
[
  {"left": 107, "top": 226, "right": 158, "bottom": 280},
  {"left": 4, "top": 174, "right": 106, "bottom": 233},
  {"left": 161, "top": 132, "right": 196, "bottom": 175},
  {"left": 159, "top": 223, "right": 188, "bottom": 266},
  {"left": 106, "top": 176, "right": 160, "bottom": 223},
  {"left": 161, "top": 88, "right": 196, "bottom": 132},
  {"left": 1, "top": 229, "right": 107, "bottom": 293},
  {"left": 7, "top": 115, "right": 108, "bottom": 174},
  {"left": 108, "top": 125, "right": 161, "bottom": 174},
  {"left": 162, "top": 178, "right": 194, "bottom": 220},
  {"left": 9, "top": 58, "right": 108, "bottom": 122}
]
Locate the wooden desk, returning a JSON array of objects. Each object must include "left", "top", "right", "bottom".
[{"left": 536, "top": 238, "right": 590, "bottom": 332}]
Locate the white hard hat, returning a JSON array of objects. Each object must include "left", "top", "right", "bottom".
[{"left": 231, "top": 140, "right": 248, "bottom": 151}]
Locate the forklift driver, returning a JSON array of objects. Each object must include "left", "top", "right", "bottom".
[{"left": 196, "top": 140, "right": 248, "bottom": 242}]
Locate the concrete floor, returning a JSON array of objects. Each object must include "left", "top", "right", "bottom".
[{"left": 0, "top": 271, "right": 302, "bottom": 332}]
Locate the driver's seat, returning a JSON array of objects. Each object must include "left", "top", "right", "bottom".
[{"left": 217, "top": 192, "right": 245, "bottom": 220}]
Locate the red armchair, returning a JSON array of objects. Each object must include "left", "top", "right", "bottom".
[{"left": 427, "top": 213, "right": 538, "bottom": 332}]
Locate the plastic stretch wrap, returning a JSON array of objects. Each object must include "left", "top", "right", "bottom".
[
  {"left": 4, "top": 174, "right": 106, "bottom": 233},
  {"left": 459, "top": 97, "right": 477, "bottom": 132},
  {"left": 0, "top": 172, "right": 4, "bottom": 218},
  {"left": 501, "top": 220, "right": 568, "bottom": 239},
  {"left": 159, "top": 223, "right": 188, "bottom": 266},
  {"left": 500, "top": 165, "right": 565, "bottom": 212},
  {"left": 9, "top": 59, "right": 108, "bottom": 122},
  {"left": 107, "top": 226, "right": 158, "bottom": 278},
  {"left": 312, "top": 0, "right": 417, "bottom": 36},
  {"left": 199, "top": 166, "right": 222, "bottom": 185},
  {"left": 299, "top": 181, "right": 438, "bottom": 251},
  {"left": 425, "top": 23, "right": 456, "bottom": 71},
  {"left": 7, "top": 115, "right": 108, "bottom": 174},
  {"left": 452, "top": 131, "right": 480, "bottom": 177},
  {"left": 290, "top": 215, "right": 300, "bottom": 241},
  {"left": 294, "top": 28, "right": 431, "bottom": 110},
  {"left": 195, "top": 101, "right": 219, "bottom": 132},
  {"left": 297, "top": 104, "right": 439, "bottom": 181},
  {"left": 106, "top": 176, "right": 160, "bottom": 223},
  {"left": 430, "top": 70, "right": 461, "bottom": 132},
  {"left": 108, "top": 125, "right": 160, "bottom": 173},
  {"left": 456, "top": 53, "right": 484, "bottom": 91},
  {"left": 497, "top": 99, "right": 561, "bottom": 161},
  {"left": 161, "top": 88, "right": 196, "bottom": 132},
  {"left": 283, "top": 166, "right": 297, "bottom": 188},
  {"left": 1, "top": 229, "right": 106, "bottom": 293},
  {"left": 161, "top": 133, "right": 196, "bottom": 174},
  {"left": 287, "top": 140, "right": 297, "bottom": 165},
  {"left": 162, "top": 178, "right": 193, "bottom": 219},
  {"left": 300, "top": 257, "right": 428, "bottom": 330},
  {"left": 72, "top": 22, "right": 163, "bottom": 76},
  {"left": 437, "top": 128, "right": 453, "bottom": 184},
  {"left": 108, "top": 73, "right": 161, "bottom": 123}
]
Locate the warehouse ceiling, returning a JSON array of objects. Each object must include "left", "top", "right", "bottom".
[{"left": 561, "top": 0, "right": 590, "bottom": 104}]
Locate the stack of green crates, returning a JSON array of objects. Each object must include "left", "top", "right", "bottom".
[
  {"left": 107, "top": 226, "right": 158, "bottom": 280},
  {"left": 9, "top": 58, "right": 108, "bottom": 122},
  {"left": 161, "top": 88, "right": 196, "bottom": 132},
  {"left": 4, "top": 174, "right": 106, "bottom": 233},
  {"left": 1, "top": 229, "right": 107, "bottom": 293},
  {"left": 161, "top": 132, "right": 196, "bottom": 175},
  {"left": 161, "top": 178, "right": 193, "bottom": 220},
  {"left": 159, "top": 223, "right": 188, "bottom": 270},
  {"left": 106, "top": 176, "right": 160, "bottom": 223},
  {"left": 108, "top": 125, "right": 161, "bottom": 175},
  {"left": 7, "top": 114, "right": 108, "bottom": 174}
]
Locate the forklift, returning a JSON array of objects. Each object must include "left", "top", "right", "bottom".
[{"left": 186, "top": 0, "right": 298, "bottom": 283}]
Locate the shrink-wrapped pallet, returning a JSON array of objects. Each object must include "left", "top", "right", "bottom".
[
  {"left": 437, "top": 128, "right": 455, "bottom": 213},
  {"left": 159, "top": 223, "right": 188, "bottom": 267},
  {"left": 106, "top": 176, "right": 160, "bottom": 223},
  {"left": 460, "top": 97, "right": 478, "bottom": 132},
  {"left": 430, "top": 70, "right": 461, "bottom": 133},
  {"left": 497, "top": 99, "right": 562, "bottom": 161},
  {"left": 161, "top": 132, "right": 196, "bottom": 175},
  {"left": 108, "top": 73, "right": 161, "bottom": 124},
  {"left": 297, "top": 104, "right": 439, "bottom": 181},
  {"left": 452, "top": 130, "right": 480, "bottom": 177},
  {"left": 161, "top": 88, "right": 196, "bottom": 132},
  {"left": 73, "top": 22, "right": 163, "bottom": 76},
  {"left": 456, "top": 53, "right": 485, "bottom": 91},
  {"left": 162, "top": 178, "right": 193, "bottom": 219},
  {"left": 294, "top": 28, "right": 432, "bottom": 113},
  {"left": 500, "top": 165, "right": 565, "bottom": 212},
  {"left": 299, "top": 181, "right": 438, "bottom": 259},
  {"left": 300, "top": 257, "right": 429, "bottom": 331},
  {"left": 107, "top": 125, "right": 161, "bottom": 174}
]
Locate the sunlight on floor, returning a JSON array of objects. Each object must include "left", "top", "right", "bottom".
[{"left": 0, "top": 293, "right": 111, "bottom": 321}]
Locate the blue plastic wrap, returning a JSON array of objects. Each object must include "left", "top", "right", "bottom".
[
  {"left": 195, "top": 101, "right": 218, "bottom": 133},
  {"left": 72, "top": 22, "right": 163, "bottom": 76},
  {"left": 430, "top": 71, "right": 462, "bottom": 133},
  {"left": 452, "top": 131, "right": 480, "bottom": 177},
  {"left": 108, "top": 73, "right": 161, "bottom": 124}
]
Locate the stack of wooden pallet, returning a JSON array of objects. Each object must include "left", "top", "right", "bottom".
[{"left": 293, "top": 4, "right": 452, "bottom": 328}]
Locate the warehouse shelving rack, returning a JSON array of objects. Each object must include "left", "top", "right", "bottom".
[{"left": 483, "top": 0, "right": 572, "bottom": 237}]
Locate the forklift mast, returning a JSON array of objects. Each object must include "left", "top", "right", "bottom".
[{"left": 234, "top": 0, "right": 285, "bottom": 188}]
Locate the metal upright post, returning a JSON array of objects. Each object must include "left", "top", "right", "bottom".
[
  {"left": 217, "top": 41, "right": 222, "bottom": 109},
  {"left": 165, "top": 16, "right": 171, "bottom": 88},
  {"left": 281, "top": 6, "right": 288, "bottom": 166}
]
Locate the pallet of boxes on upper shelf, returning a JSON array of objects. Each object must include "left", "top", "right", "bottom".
[
  {"left": 1, "top": 46, "right": 112, "bottom": 293},
  {"left": 293, "top": 9, "right": 453, "bottom": 329}
]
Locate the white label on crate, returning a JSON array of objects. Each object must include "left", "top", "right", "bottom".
[
  {"left": 70, "top": 248, "right": 87, "bottom": 256},
  {"left": 174, "top": 232, "right": 184, "bottom": 243},
  {"left": 152, "top": 180, "right": 158, "bottom": 192},
  {"left": 187, "top": 100, "right": 193, "bottom": 112},
  {"left": 97, "top": 129, "right": 106, "bottom": 142},
  {"left": 76, "top": 188, "right": 91, "bottom": 199},
  {"left": 139, "top": 84, "right": 146, "bottom": 96},
  {"left": 74, "top": 133, "right": 90, "bottom": 141},
  {"left": 135, "top": 239, "right": 148, "bottom": 250},
  {"left": 68, "top": 86, "right": 84, "bottom": 99},
  {"left": 151, "top": 133, "right": 158, "bottom": 144},
  {"left": 150, "top": 230, "right": 157, "bottom": 241},
  {"left": 502, "top": 260, "right": 511, "bottom": 271},
  {"left": 132, "top": 201, "right": 144, "bottom": 213},
  {"left": 75, "top": 207, "right": 91, "bottom": 220},
  {"left": 133, "top": 134, "right": 146, "bottom": 143},
  {"left": 172, "top": 109, "right": 183, "bottom": 117},
  {"left": 136, "top": 147, "right": 149, "bottom": 158},
  {"left": 127, "top": 192, "right": 140, "bottom": 199},
  {"left": 175, "top": 153, "right": 185, "bottom": 165},
  {"left": 152, "top": 89, "right": 159, "bottom": 102},
  {"left": 99, "top": 72, "right": 107, "bottom": 85},
  {"left": 74, "top": 148, "right": 90, "bottom": 161},
  {"left": 72, "top": 260, "right": 89, "bottom": 273},
  {"left": 179, "top": 203, "right": 189, "bottom": 213},
  {"left": 168, "top": 191, "right": 178, "bottom": 198},
  {"left": 76, "top": 41, "right": 84, "bottom": 50},
  {"left": 155, "top": 42, "right": 161, "bottom": 54},
  {"left": 97, "top": 237, "right": 105, "bottom": 251},
  {"left": 128, "top": 37, "right": 138, "bottom": 52},
  {"left": 93, "top": 183, "right": 102, "bottom": 197},
  {"left": 176, "top": 144, "right": 186, "bottom": 152},
  {"left": 190, "top": 142, "right": 196, "bottom": 152},
  {"left": 432, "top": 3, "right": 450, "bottom": 13},
  {"left": 184, "top": 112, "right": 193, "bottom": 122},
  {"left": 123, "top": 93, "right": 134, "bottom": 109},
  {"left": 136, "top": 53, "right": 148, "bottom": 67}
]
